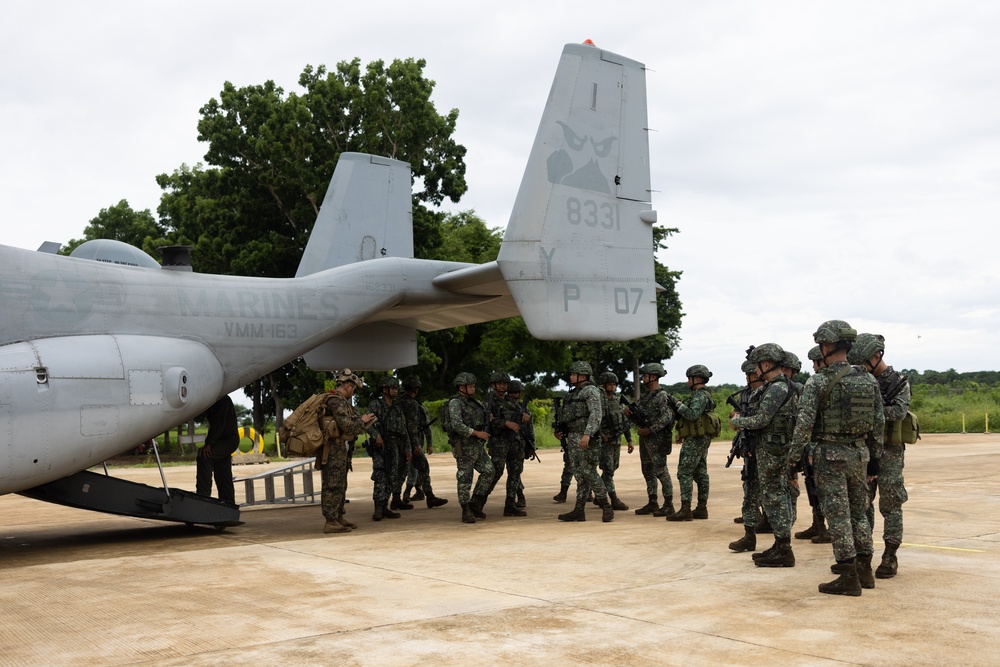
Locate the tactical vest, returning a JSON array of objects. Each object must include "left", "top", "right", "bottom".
[
  {"left": 561, "top": 382, "right": 600, "bottom": 435},
  {"left": 603, "top": 393, "right": 630, "bottom": 439},
  {"left": 676, "top": 389, "right": 720, "bottom": 439},
  {"left": 815, "top": 365, "right": 878, "bottom": 441},
  {"left": 746, "top": 376, "right": 797, "bottom": 450}
]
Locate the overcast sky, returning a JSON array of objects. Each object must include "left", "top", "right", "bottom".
[{"left": 2, "top": 1, "right": 998, "bottom": 386}]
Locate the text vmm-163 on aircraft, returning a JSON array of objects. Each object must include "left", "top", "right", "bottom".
[{"left": 0, "top": 42, "right": 659, "bottom": 525}]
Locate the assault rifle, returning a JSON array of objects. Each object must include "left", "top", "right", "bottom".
[
  {"left": 881, "top": 371, "right": 909, "bottom": 406},
  {"left": 725, "top": 392, "right": 750, "bottom": 469},
  {"left": 552, "top": 396, "right": 570, "bottom": 452},
  {"left": 619, "top": 394, "right": 653, "bottom": 430},
  {"left": 519, "top": 399, "right": 541, "bottom": 462}
]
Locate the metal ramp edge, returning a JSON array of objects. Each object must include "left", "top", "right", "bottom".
[{"left": 234, "top": 459, "right": 319, "bottom": 507}]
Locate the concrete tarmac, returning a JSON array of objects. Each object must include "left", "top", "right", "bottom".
[{"left": 1, "top": 434, "right": 999, "bottom": 666}]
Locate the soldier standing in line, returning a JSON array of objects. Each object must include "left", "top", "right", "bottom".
[
  {"left": 627, "top": 362, "right": 676, "bottom": 518},
  {"left": 729, "top": 359, "right": 765, "bottom": 552},
  {"left": 321, "top": 370, "right": 376, "bottom": 534},
  {"left": 485, "top": 371, "right": 528, "bottom": 517},
  {"left": 445, "top": 373, "right": 494, "bottom": 524},
  {"left": 398, "top": 376, "right": 448, "bottom": 509},
  {"left": 848, "top": 333, "right": 911, "bottom": 579},
  {"left": 597, "top": 372, "right": 633, "bottom": 511},
  {"left": 554, "top": 361, "right": 614, "bottom": 522},
  {"left": 507, "top": 380, "right": 534, "bottom": 509},
  {"left": 788, "top": 320, "right": 884, "bottom": 596},
  {"left": 794, "top": 346, "right": 833, "bottom": 544},
  {"left": 667, "top": 365, "right": 717, "bottom": 522},
  {"left": 731, "top": 344, "right": 800, "bottom": 567},
  {"left": 366, "top": 376, "right": 410, "bottom": 521}
]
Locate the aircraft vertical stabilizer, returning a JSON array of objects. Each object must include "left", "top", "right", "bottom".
[{"left": 497, "top": 43, "right": 658, "bottom": 341}]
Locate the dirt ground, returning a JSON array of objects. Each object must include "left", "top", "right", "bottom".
[{"left": 1, "top": 433, "right": 999, "bottom": 666}]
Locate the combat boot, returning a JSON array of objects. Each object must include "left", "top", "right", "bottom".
[
  {"left": 635, "top": 495, "right": 659, "bottom": 515},
  {"left": 795, "top": 508, "right": 822, "bottom": 539},
  {"left": 752, "top": 539, "right": 778, "bottom": 561},
  {"left": 609, "top": 492, "right": 629, "bottom": 511},
  {"left": 819, "top": 559, "right": 862, "bottom": 596},
  {"left": 371, "top": 504, "right": 383, "bottom": 522},
  {"left": 667, "top": 500, "right": 693, "bottom": 522},
  {"left": 324, "top": 519, "right": 351, "bottom": 534},
  {"left": 653, "top": 496, "right": 675, "bottom": 517},
  {"left": 558, "top": 499, "right": 587, "bottom": 522},
  {"left": 461, "top": 503, "right": 476, "bottom": 524},
  {"left": 856, "top": 552, "right": 875, "bottom": 589},
  {"left": 411, "top": 488, "right": 425, "bottom": 502},
  {"left": 876, "top": 542, "right": 899, "bottom": 579},
  {"left": 553, "top": 484, "right": 569, "bottom": 503},
  {"left": 692, "top": 501, "right": 708, "bottom": 520},
  {"left": 504, "top": 498, "right": 527, "bottom": 517},
  {"left": 391, "top": 493, "right": 413, "bottom": 511},
  {"left": 425, "top": 492, "right": 448, "bottom": 509},
  {"left": 382, "top": 503, "right": 401, "bottom": 519},
  {"left": 516, "top": 490, "right": 527, "bottom": 508},
  {"left": 811, "top": 512, "right": 832, "bottom": 543},
  {"left": 402, "top": 487, "right": 412, "bottom": 504},
  {"left": 754, "top": 537, "right": 795, "bottom": 567},
  {"left": 756, "top": 513, "right": 773, "bottom": 534},
  {"left": 337, "top": 516, "right": 358, "bottom": 530},
  {"left": 469, "top": 494, "right": 487, "bottom": 519},
  {"left": 597, "top": 496, "right": 614, "bottom": 522},
  {"left": 728, "top": 526, "right": 757, "bottom": 552}
]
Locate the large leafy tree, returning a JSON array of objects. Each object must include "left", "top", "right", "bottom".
[{"left": 155, "top": 57, "right": 468, "bottom": 430}]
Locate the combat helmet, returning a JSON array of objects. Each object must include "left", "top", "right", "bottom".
[
  {"left": 748, "top": 343, "right": 786, "bottom": 365},
  {"left": 685, "top": 364, "right": 713, "bottom": 380},
  {"left": 597, "top": 371, "right": 619, "bottom": 384},
  {"left": 781, "top": 351, "right": 801, "bottom": 372},
  {"left": 807, "top": 346, "right": 823, "bottom": 362},
  {"left": 490, "top": 371, "right": 511, "bottom": 384},
  {"left": 508, "top": 380, "right": 524, "bottom": 393},
  {"left": 568, "top": 361, "right": 593, "bottom": 377},
  {"left": 813, "top": 319, "right": 857, "bottom": 344},
  {"left": 639, "top": 362, "right": 666, "bottom": 377},
  {"left": 741, "top": 360, "right": 758, "bottom": 374},
  {"left": 848, "top": 333, "right": 886, "bottom": 365},
  {"left": 453, "top": 372, "right": 477, "bottom": 386},
  {"left": 336, "top": 368, "right": 363, "bottom": 388},
  {"left": 378, "top": 376, "right": 400, "bottom": 389},
  {"left": 402, "top": 375, "right": 422, "bottom": 389}
]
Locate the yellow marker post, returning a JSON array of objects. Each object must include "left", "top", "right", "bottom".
[{"left": 962, "top": 413, "right": 966, "bottom": 434}]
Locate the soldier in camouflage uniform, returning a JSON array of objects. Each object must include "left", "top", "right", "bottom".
[
  {"left": 788, "top": 320, "right": 885, "bottom": 596},
  {"left": 551, "top": 436, "right": 576, "bottom": 503},
  {"left": 485, "top": 371, "right": 528, "bottom": 517},
  {"left": 366, "top": 376, "right": 410, "bottom": 521},
  {"left": 729, "top": 359, "right": 765, "bottom": 552},
  {"left": 445, "top": 372, "right": 495, "bottom": 524},
  {"left": 507, "top": 380, "right": 534, "bottom": 509},
  {"left": 321, "top": 369, "right": 376, "bottom": 534},
  {"left": 731, "top": 344, "right": 800, "bottom": 567},
  {"left": 398, "top": 376, "right": 448, "bottom": 509},
  {"left": 628, "top": 362, "right": 676, "bottom": 518},
  {"left": 848, "top": 333, "right": 910, "bottom": 579},
  {"left": 598, "top": 372, "right": 633, "bottom": 511},
  {"left": 794, "top": 346, "right": 833, "bottom": 544},
  {"left": 667, "top": 365, "right": 716, "bottom": 521},
  {"left": 554, "top": 361, "right": 614, "bottom": 522}
]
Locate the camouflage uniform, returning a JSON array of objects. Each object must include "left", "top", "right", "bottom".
[
  {"left": 561, "top": 382, "right": 608, "bottom": 504},
  {"left": 600, "top": 389, "right": 632, "bottom": 497},
  {"left": 321, "top": 392, "right": 368, "bottom": 523},
  {"left": 867, "top": 365, "right": 910, "bottom": 551},
  {"left": 672, "top": 387, "right": 715, "bottom": 508},
  {"left": 447, "top": 392, "right": 494, "bottom": 506},
  {"left": 486, "top": 390, "right": 527, "bottom": 510},
  {"left": 732, "top": 374, "right": 799, "bottom": 541},
  {"left": 735, "top": 384, "right": 763, "bottom": 528},
  {"left": 637, "top": 387, "right": 675, "bottom": 502},
  {"left": 789, "top": 362, "right": 885, "bottom": 564},
  {"left": 366, "top": 396, "right": 409, "bottom": 511},
  {"left": 398, "top": 392, "right": 434, "bottom": 499}
]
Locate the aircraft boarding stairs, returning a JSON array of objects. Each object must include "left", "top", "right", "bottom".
[{"left": 234, "top": 458, "right": 319, "bottom": 506}]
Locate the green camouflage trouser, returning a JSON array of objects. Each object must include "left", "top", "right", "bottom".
[
  {"left": 405, "top": 448, "right": 432, "bottom": 495},
  {"left": 740, "top": 456, "right": 761, "bottom": 528},
  {"left": 559, "top": 446, "right": 574, "bottom": 487},
  {"left": 814, "top": 442, "right": 873, "bottom": 561},
  {"left": 455, "top": 439, "right": 494, "bottom": 505},
  {"left": 321, "top": 443, "right": 350, "bottom": 521},
  {"left": 639, "top": 439, "right": 672, "bottom": 499},
  {"left": 487, "top": 438, "right": 524, "bottom": 500},
  {"left": 757, "top": 446, "right": 796, "bottom": 540},
  {"left": 867, "top": 445, "right": 907, "bottom": 545},
  {"left": 568, "top": 434, "right": 606, "bottom": 503},
  {"left": 368, "top": 438, "right": 400, "bottom": 505},
  {"left": 599, "top": 442, "right": 622, "bottom": 494},
  {"left": 675, "top": 436, "right": 711, "bottom": 504}
]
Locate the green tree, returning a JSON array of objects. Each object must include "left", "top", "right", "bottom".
[{"left": 61, "top": 200, "right": 167, "bottom": 257}]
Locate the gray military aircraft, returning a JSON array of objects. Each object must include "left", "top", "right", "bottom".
[{"left": 0, "top": 42, "right": 658, "bottom": 526}]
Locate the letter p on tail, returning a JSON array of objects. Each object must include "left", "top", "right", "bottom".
[{"left": 497, "top": 42, "right": 659, "bottom": 341}]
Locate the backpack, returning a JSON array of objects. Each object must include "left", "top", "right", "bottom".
[{"left": 280, "top": 393, "right": 340, "bottom": 457}]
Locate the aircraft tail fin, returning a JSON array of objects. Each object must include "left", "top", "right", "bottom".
[
  {"left": 296, "top": 153, "right": 413, "bottom": 277},
  {"left": 497, "top": 42, "right": 658, "bottom": 341}
]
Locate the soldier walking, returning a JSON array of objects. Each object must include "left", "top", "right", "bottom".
[
  {"left": 444, "top": 373, "right": 495, "bottom": 524},
  {"left": 398, "top": 375, "right": 448, "bottom": 509}
]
